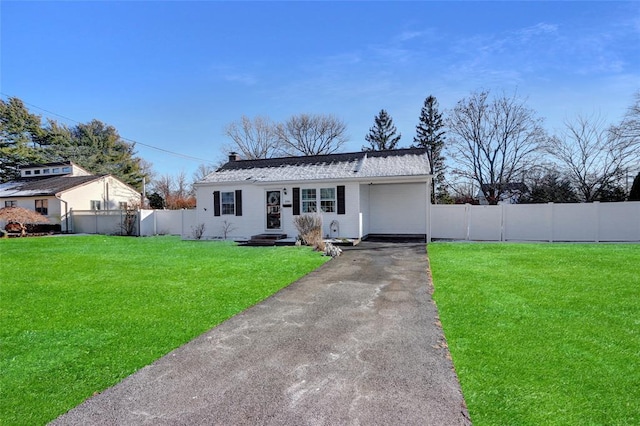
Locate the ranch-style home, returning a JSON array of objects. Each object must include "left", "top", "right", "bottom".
[
  {"left": 193, "top": 148, "right": 432, "bottom": 242},
  {"left": 0, "top": 161, "right": 141, "bottom": 232}
]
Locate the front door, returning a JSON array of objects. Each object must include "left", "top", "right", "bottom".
[{"left": 266, "top": 190, "right": 281, "bottom": 229}]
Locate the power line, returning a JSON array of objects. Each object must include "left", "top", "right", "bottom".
[{"left": 0, "top": 92, "right": 218, "bottom": 165}]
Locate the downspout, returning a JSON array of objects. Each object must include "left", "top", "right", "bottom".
[{"left": 56, "top": 193, "right": 69, "bottom": 233}]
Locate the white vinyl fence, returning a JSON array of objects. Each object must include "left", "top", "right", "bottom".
[
  {"left": 71, "top": 210, "right": 137, "bottom": 235},
  {"left": 139, "top": 209, "right": 197, "bottom": 236},
  {"left": 71, "top": 202, "right": 640, "bottom": 242},
  {"left": 430, "top": 201, "right": 640, "bottom": 242},
  {"left": 71, "top": 209, "right": 196, "bottom": 236}
]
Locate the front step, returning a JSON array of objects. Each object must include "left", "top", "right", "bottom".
[{"left": 243, "top": 233, "right": 288, "bottom": 246}]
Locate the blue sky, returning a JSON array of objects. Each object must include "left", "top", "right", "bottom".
[{"left": 2, "top": 1, "right": 639, "bottom": 178}]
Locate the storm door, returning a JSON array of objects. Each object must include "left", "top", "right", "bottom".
[{"left": 266, "top": 190, "right": 281, "bottom": 230}]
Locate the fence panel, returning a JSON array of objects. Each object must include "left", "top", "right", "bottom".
[
  {"left": 597, "top": 202, "right": 640, "bottom": 242},
  {"left": 468, "top": 205, "right": 502, "bottom": 241},
  {"left": 503, "top": 204, "right": 552, "bottom": 241},
  {"left": 430, "top": 205, "right": 468, "bottom": 240},
  {"left": 552, "top": 203, "right": 598, "bottom": 242},
  {"left": 154, "top": 210, "right": 185, "bottom": 235},
  {"left": 71, "top": 210, "right": 137, "bottom": 235}
]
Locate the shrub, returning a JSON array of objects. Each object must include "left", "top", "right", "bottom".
[
  {"left": 293, "top": 213, "right": 325, "bottom": 251},
  {"left": 191, "top": 223, "right": 206, "bottom": 240}
]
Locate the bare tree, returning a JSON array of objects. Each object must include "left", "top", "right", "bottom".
[
  {"left": 613, "top": 91, "right": 640, "bottom": 145},
  {"left": 276, "top": 113, "right": 348, "bottom": 156},
  {"left": 192, "top": 163, "right": 216, "bottom": 183},
  {"left": 446, "top": 90, "right": 546, "bottom": 205},
  {"left": 223, "top": 115, "right": 280, "bottom": 160},
  {"left": 545, "top": 113, "right": 639, "bottom": 202},
  {"left": 151, "top": 172, "right": 196, "bottom": 209},
  {"left": 153, "top": 174, "right": 173, "bottom": 208}
]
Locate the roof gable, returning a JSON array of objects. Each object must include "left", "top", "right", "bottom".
[{"left": 200, "top": 148, "right": 431, "bottom": 184}]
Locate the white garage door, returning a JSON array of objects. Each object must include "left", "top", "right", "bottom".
[{"left": 369, "top": 183, "right": 427, "bottom": 235}]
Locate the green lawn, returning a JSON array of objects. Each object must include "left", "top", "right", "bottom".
[
  {"left": 0, "top": 235, "right": 329, "bottom": 425},
  {"left": 429, "top": 243, "right": 640, "bottom": 426}
]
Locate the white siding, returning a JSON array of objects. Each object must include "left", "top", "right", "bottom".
[
  {"left": 5, "top": 196, "right": 61, "bottom": 224},
  {"left": 195, "top": 182, "right": 364, "bottom": 239},
  {"left": 62, "top": 177, "right": 139, "bottom": 212}
]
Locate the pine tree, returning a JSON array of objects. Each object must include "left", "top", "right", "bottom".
[
  {"left": 363, "top": 109, "right": 401, "bottom": 151},
  {"left": 413, "top": 95, "right": 446, "bottom": 203},
  {"left": 629, "top": 172, "right": 640, "bottom": 201}
]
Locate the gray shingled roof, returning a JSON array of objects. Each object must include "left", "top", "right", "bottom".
[
  {"left": 200, "top": 148, "right": 431, "bottom": 184},
  {"left": 0, "top": 175, "right": 104, "bottom": 198}
]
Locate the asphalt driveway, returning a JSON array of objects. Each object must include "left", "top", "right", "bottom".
[{"left": 52, "top": 242, "right": 471, "bottom": 425}]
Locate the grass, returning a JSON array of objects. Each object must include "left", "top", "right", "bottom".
[
  {"left": 429, "top": 243, "right": 640, "bottom": 426},
  {"left": 0, "top": 235, "right": 330, "bottom": 425}
]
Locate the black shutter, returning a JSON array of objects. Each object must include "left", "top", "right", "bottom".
[
  {"left": 235, "top": 190, "right": 242, "bottom": 216},
  {"left": 293, "top": 187, "right": 300, "bottom": 216},
  {"left": 337, "top": 185, "right": 345, "bottom": 215},
  {"left": 213, "top": 191, "right": 221, "bottom": 216}
]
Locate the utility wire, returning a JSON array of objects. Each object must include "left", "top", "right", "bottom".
[{"left": 0, "top": 92, "right": 217, "bottom": 164}]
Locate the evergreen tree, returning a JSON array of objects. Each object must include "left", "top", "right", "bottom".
[
  {"left": 0, "top": 96, "right": 148, "bottom": 190},
  {"left": 413, "top": 95, "right": 446, "bottom": 203},
  {"left": 0, "top": 97, "right": 48, "bottom": 182},
  {"left": 627, "top": 172, "right": 640, "bottom": 201},
  {"left": 363, "top": 109, "right": 401, "bottom": 151},
  {"left": 520, "top": 170, "right": 579, "bottom": 203}
]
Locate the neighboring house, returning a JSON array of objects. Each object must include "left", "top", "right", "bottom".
[
  {"left": 0, "top": 162, "right": 140, "bottom": 232},
  {"left": 193, "top": 148, "right": 432, "bottom": 241},
  {"left": 477, "top": 182, "right": 529, "bottom": 205}
]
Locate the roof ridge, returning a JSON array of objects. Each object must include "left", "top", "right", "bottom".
[{"left": 220, "top": 147, "right": 427, "bottom": 171}]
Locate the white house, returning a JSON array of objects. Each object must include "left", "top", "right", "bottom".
[
  {"left": 193, "top": 148, "right": 432, "bottom": 242},
  {"left": 0, "top": 162, "right": 141, "bottom": 232}
]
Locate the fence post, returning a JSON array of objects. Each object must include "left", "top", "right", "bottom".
[
  {"left": 465, "top": 203, "right": 470, "bottom": 240},
  {"left": 548, "top": 202, "right": 554, "bottom": 242},
  {"left": 594, "top": 201, "right": 600, "bottom": 243},
  {"left": 501, "top": 204, "right": 506, "bottom": 241}
]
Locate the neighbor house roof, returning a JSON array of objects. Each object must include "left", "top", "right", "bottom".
[
  {"left": 480, "top": 182, "right": 529, "bottom": 193},
  {"left": 0, "top": 175, "right": 104, "bottom": 198},
  {"left": 199, "top": 148, "right": 431, "bottom": 184}
]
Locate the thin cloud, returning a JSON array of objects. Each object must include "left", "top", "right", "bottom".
[{"left": 209, "top": 65, "right": 258, "bottom": 86}]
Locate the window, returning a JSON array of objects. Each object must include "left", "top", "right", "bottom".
[
  {"left": 293, "top": 185, "right": 345, "bottom": 216},
  {"left": 52, "top": 168, "right": 60, "bottom": 173},
  {"left": 119, "top": 202, "right": 128, "bottom": 210},
  {"left": 43, "top": 169, "right": 50, "bottom": 174},
  {"left": 214, "top": 190, "right": 242, "bottom": 217},
  {"left": 301, "top": 189, "right": 317, "bottom": 213},
  {"left": 25, "top": 170, "right": 32, "bottom": 175},
  {"left": 62, "top": 166, "right": 71, "bottom": 173},
  {"left": 320, "top": 188, "right": 336, "bottom": 212},
  {"left": 90, "top": 200, "right": 101, "bottom": 210},
  {"left": 34, "top": 170, "right": 41, "bottom": 175},
  {"left": 221, "top": 191, "right": 235, "bottom": 215},
  {"left": 35, "top": 199, "right": 48, "bottom": 215},
  {"left": 5, "top": 201, "right": 16, "bottom": 207}
]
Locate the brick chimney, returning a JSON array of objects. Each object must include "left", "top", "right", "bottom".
[{"left": 228, "top": 152, "right": 240, "bottom": 162}]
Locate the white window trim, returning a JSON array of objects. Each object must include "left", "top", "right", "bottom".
[
  {"left": 221, "top": 191, "right": 235, "bottom": 215},
  {"left": 320, "top": 187, "right": 336, "bottom": 213},
  {"left": 301, "top": 188, "right": 317, "bottom": 213}
]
